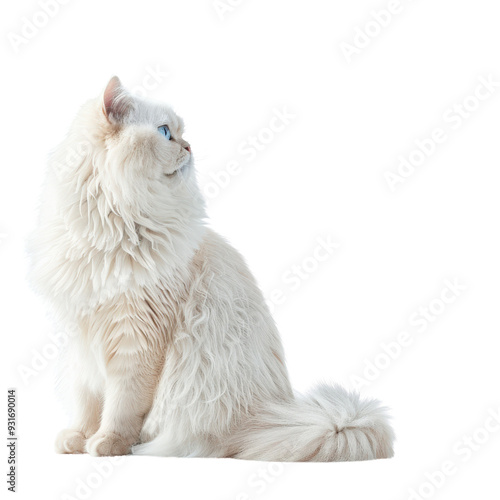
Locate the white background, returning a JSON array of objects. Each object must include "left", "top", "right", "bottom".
[{"left": 2, "top": 0, "right": 499, "bottom": 499}]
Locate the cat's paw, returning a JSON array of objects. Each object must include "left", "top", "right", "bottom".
[
  {"left": 55, "top": 429, "right": 87, "bottom": 454},
  {"left": 86, "top": 432, "right": 130, "bottom": 457}
]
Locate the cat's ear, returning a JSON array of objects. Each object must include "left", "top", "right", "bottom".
[{"left": 102, "top": 76, "right": 133, "bottom": 123}]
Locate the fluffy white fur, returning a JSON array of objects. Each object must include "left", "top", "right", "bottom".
[{"left": 29, "top": 77, "right": 395, "bottom": 461}]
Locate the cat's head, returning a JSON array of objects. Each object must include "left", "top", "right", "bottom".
[
  {"left": 100, "top": 76, "right": 193, "bottom": 186},
  {"left": 55, "top": 76, "right": 204, "bottom": 224}
]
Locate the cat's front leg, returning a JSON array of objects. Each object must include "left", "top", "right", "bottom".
[
  {"left": 86, "top": 353, "right": 159, "bottom": 457},
  {"left": 55, "top": 385, "right": 101, "bottom": 454}
]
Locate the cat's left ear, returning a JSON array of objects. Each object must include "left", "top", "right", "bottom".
[{"left": 102, "top": 76, "right": 133, "bottom": 124}]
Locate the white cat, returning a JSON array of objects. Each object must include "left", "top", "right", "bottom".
[{"left": 29, "top": 77, "right": 394, "bottom": 461}]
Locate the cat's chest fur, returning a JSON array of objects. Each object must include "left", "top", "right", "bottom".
[
  {"left": 32, "top": 208, "right": 196, "bottom": 322},
  {"left": 78, "top": 282, "right": 181, "bottom": 373}
]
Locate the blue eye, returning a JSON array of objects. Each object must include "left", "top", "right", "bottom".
[{"left": 158, "top": 125, "right": 171, "bottom": 140}]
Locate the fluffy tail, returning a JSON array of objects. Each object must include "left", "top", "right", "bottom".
[{"left": 227, "top": 384, "right": 395, "bottom": 462}]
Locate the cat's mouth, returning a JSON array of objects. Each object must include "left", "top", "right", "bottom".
[
  {"left": 164, "top": 162, "right": 188, "bottom": 178},
  {"left": 164, "top": 151, "right": 191, "bottom": 178},
  {"left": 164, "top": 167, "right": 181, "bottom": 177}
]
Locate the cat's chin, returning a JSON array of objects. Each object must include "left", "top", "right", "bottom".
[
  {"left": 165, "top": 158, "right": 192, "bottom": 178},
  {"left": 164, "top": 165, "right": 185, "bottom": 178}
]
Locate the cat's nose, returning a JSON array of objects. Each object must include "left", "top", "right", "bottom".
[{"left": 177, "top": 138, "right": 191, "bottom": 154}]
